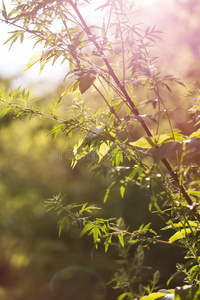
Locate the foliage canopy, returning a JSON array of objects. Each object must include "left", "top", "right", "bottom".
[{"left": 1, "top": 0, "right": 200, "bottom": 299}]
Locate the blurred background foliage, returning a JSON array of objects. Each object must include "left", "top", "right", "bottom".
[{"left": 0, "top": 0, "right": 200, "bottom": 299}]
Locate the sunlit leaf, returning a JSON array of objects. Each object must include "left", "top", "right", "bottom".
[
  {"left": 130, "top": 133, "right": 180, "bottom": 149},
  {"left": 97, "top": 142, "right": 110, "bottom": 162},
  {"left": 104, "top": 235, "right": 112, "bottom": 253},
  {"left": 140, "top": 290, "right": 174, "bottom": 300},
  {"left": 23, "top": 52, "right": 42, "bottom": 72},
  {"left": 118, "top": 233, "right": 124, "bottom": 247},
  {"left": 118, "top": 292, "right": 133, "bottom": 300},
  {"left": 169, "top": 228, "right": 194, "bottom": 243},
  {"left": 104, "top": 182, "right": 116, "bottom": 203},
  {"left": 80, "top": 223, "right": 93, "bottom": 238},
  {"left": 189, "top": 129, "right": 200, "bottom": 139},
  {"left": 162, "top": 221, "right": 199, "bottom": 230},
  {"left": 120, "top": 185, "right": 125, "bottom": 198}
]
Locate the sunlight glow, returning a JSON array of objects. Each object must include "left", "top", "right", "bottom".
[{"left": 135, "top": 0, "right": 157, "bottom": 7}]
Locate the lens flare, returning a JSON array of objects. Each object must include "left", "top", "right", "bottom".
[{"left": 49, "top": 266, "right": 106, "bottom": 300}]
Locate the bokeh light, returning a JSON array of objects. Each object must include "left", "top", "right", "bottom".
[{"left": 49, "top": 266, "right": 107, "bottom": 300}]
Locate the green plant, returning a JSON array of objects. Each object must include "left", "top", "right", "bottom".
[{"left": 1, "top": 0, "right": 200, "bottom": 299}]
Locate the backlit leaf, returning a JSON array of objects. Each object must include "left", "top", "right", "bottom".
[
  {"left": 189, "top": 129, "right": 200, "bottom": 139},
  {"left": 118, "top": 292, "right": 133, "bottom": 300},
  {"left": 23, "top": 52, "right": 42, "bottom": 72},
  {"left": 80, "top": 223, "right": 93, "bottom": 238},
  {"left": 120, "top": 185, "right": 125, "bottom": 198},
  {"left": 140, "top": 290, "right": 174, "bottom": 300},
  {"left": 118, "top": 233, "right": 124, "bottom": 247},
  {"left": 169, "top": 228, "right": 193, "bottom": 243},
  {"left": 97, "top": 142, "right": 110, "bottom": 162}
]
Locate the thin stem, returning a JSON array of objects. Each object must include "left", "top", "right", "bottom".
[
  {"left": 114, "top": 2, "right": 126, "bottom": 85},
  {"left": 0, "top": 99, "right": 152, "bottom": 158},
  {"left": 108, "top": 226, "right": 197, "bottom": 250},
  {"left": 93, "top": 82, "right": 134, "bottom": 143}
]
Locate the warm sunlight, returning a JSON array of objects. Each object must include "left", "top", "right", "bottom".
[
  {"left": 135, "top": 0, "right": 157, "bottom": 7},
  {"left": 1, "top": 1, "right": 200, "bottom": 299}
]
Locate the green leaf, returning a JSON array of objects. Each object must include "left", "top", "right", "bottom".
[
  {"left": 104, "top": 235, "right": 112, "bottom": 253},
  {"left": 104, "top": 182, "right": 116, "bottom": 203},
  {"left": 118, "top": 292, "right": 133, "bottom": 300},
  {"left": 49, "top": 123, "right": 66, "bottom": 142},
  {"left": 169, "top": 228, "right": 194, "bottom": 243},
  {"left": 128, "top": 239, "right": 139, "bottom": 245},
  {"left": 23, "top": 52, "right": 42, "bottom": 72},
  {"left": 118, "top": 233, "right": 124, "bottom": 247},
  {"left": 140, "top": 291, "right": 174, "bottom": 300},
  {"left": 80, "top": 223, "right": 94, "bottom": 238},
  {"left": 79, "top": 203, "right": 101, "bottom": 214},
  {"left": 189, "top": 128, "right": 200, "bottom": 139},
  {"left": 129, "top": 137, "right": 154, "bottom": 148},
  {"left": 115, "top": 150, "right": 123, "bottom": 166},
  {"left": 92, "top": 225, "right": 101, "bottom": 243},
  {"left": 130, "top": 134, "right": 175, "bottom": 149},
  {"left": 162, "top": 221, "right": 199, "bottom": 230},
  {"left": 97, "top": 142, "right": 110, "bottom": 162},
  {"left": 120, "top": 185, "right": 125, "bottom": 198},
  {"left": 58, "top": 217, "right": 68, "bottom": 237}
]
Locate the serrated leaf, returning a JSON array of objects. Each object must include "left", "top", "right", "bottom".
[{"left": 23, "top": 52, "right": 42, "bottom": 72}]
